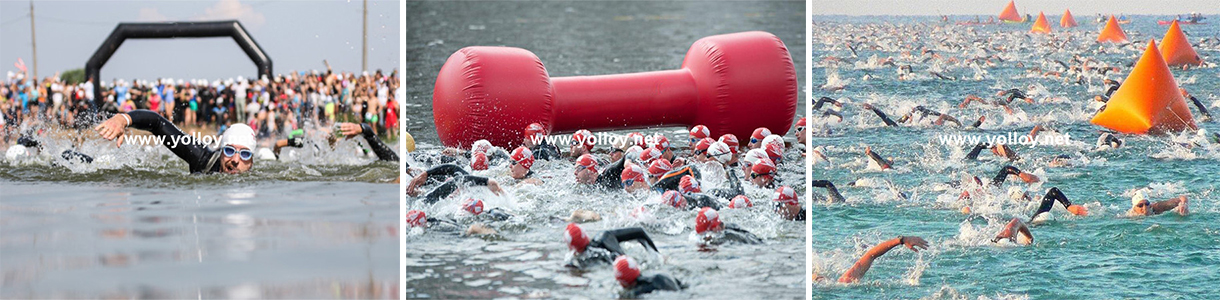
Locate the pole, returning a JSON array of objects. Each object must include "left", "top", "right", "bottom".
[
  {"left": 29, "top": 0, "right": 38, "bottom": 80},
  {"left": 362, "top": 0, "right": 368, "bottom": 72}
]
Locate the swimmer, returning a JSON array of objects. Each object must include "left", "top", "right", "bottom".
[
  {"left": 272, "top": 122, "right": 399, "bottom": 161},
  {"left": 1096, "top": 132, "right": 1122, "bottom": 149},
  {"left": 774, "top": 186, "right": 805, "bottom": 221},
  {"left": 829, "top": 235, "right": 930, "bottom": 283},
  {"left": 1127, "top": 192, "right": 1189, "bottom": 217},
  {"left": 568, "top": 129, "right": 595, "bottom": 158},
  {"left": 406, "top": 163, "right": 505, "bottom": 204},
  {"left": 14, "top": 135, "right": 94, "bottom": 164},
  {"left": 523, "top": 123, "right": 561, "bottom": 160},
  {"left": 688, "top": 125, "right": 710, "bottom": 155},
  {"left": 861, "top": 103, "right": 899, "bottom": 127},
  {"left": 864, "top": 146, "right": 893, "bottom": 170},
  {"left": 996, "top": 88, "right": 1031, "bottom": 104},
  {"left": 813, "top": 97, "right": 843, "bottom": 110},
  {"left": 648, "top": 135, "right": 675, "bottom": 161},
  {"left": 897, "top": 105, "right": 962, "bottom": 126},
  {"left": 93, "top": 109, "right": 255, "bottom": 174},
  {"left": 621, "top": 164, "right": 652, "bottom": 193},
  {"left": 1180, "top": 89, "right": 1213, "bottom": 122},
  {"left": 695, "top": 207, "right": 762, "bottom": 245},
  {"left": 717, "top": 134, "right": 741, "bottom": 164},
  {"left": 991, "top": 165, "right": 1039, "bottom": 186},
  {"left": 991, "top": 218, "right": 1033, "bottom": 245},
  {"left": 1029, "top": 187, "right": 1088, "bottom": 221},
  {"left": 613, "top": 256, "right": 685, "bottom": 297},
  {"left": 748, "top": 157, "right": 778, "bottom": 188},
  {"left": 812, "top": 180, "right": 846, "bottom": 203},
  {"left": 405, "top": 208, "right": 511, "bottom": 235},
  {"left": 564, "top": 223, "right": 660, "bottom": 269},
  {"left": 794, "top": 117, "right": 807, "bottom": 145},
  {"left": 964, "top": 142, "right": 1019, "bottom": 161},
  {"left": 749, "top": 127, "right": 772, "bottom": 149}
]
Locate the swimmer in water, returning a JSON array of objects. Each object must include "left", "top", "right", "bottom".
[
  {"left": 1180, "top": 88, "right": 1213, "bottom": 122},
  {"left": 695, "top": 207, "right": 762, "bottom": 245},
  {"left": 812, "top": 180, "right": 847, "bottom": 203},
  {"left": 13, "top": 135, "right": 94, "bottom": 164},
  {"left": 93, "top": 109, "right": 256, "bottom": 174},
  {"left": 812, "top": 235, "right": 930, "bottom": 283},
  {"left": 1029, "top": 187, "right": 1088, "bottom": 221},
  {"left": 564, "top": 223, "right": 660, "bottom": 269},
  {"left": 991, "top": 218, "right": 1033, "bottom": 245},
  {"left": 405, "top": 163, "right": 506, "bottom": 204},
  {"left": 965, "top": 142, "right": 1019, "bottom": 161},
  {"left": 688, "top": 125, "right": 711, "bottom": 155},
  {"left": 271, "top": 122, "right": 399, "bottom": 161},
  {"left": 404, "top": 205, "right": 512, "bottom": 236},
  {"left": 1126, "top": 192, "right": 1189, "bottom": 217},
  {"left": 749, "top": 127, "right": 773, "bottom": 149},
  {"left": 747, "top": 156, "right": 778, "bottom": 189},
  {"left": 861, "top": 103, "right": 899, "bottom": 127},
  {"left": 1096, "top": 132, "right": 1122, "bottom": 149},
  {"left": 864, "top": 146, "right": 893, "bottom": 170},
  {"left": 568, "top": 129, "right": 595, "bottom": 159},
  {"left": 522, "top": 123, "right": 561, "bottom": 160},
  {"left": 613, "top": 256, "right": 685, "bottom": 297},
  {"left": 896, "top": 105, "right": 964, "bottom": 126},
  {"left": 991, "top": 165, "right": 1040, "bottom": 186},
  {"left": 774, "top": 186, "right": 805, "bottom": 221}
]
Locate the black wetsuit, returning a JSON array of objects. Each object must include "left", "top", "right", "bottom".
[
  {"left": 1098, "top": 133, "right": 1122, "bottom": 148},
  {"left": 965, "top": 142, "right": 1017, "bottom": 161},
  {"left": 594, "top": 157, "right": 629, "bottom": 190},
  {"left": 1186, "top": 94, "right": 1213, "bottom": 121},
  {"left": 624, "top": 274, "right": 686, "bottom": 297},
  {"left": 999, "top": 89, "right": 1027, "bottom": 104},
  {"left": 814, "top": 97, "right": 840, "bottom": 110},
  {"left": 990, "top": 165, "right": 1025, "bottom": 186},
  {"left": 1029, "top": 187, "right": 1073, "bottom": 222},
  {"left": 568, "top": 227, "right": 660, "bottom": 269},
  {"left": 16, "top": 135, "right": 94, "bottom": 164},
  {"left": 898, "top": 106, "right": 959, "bottom": 125},
  {"left": 277, "top": 124, "right": 398, "bottom": 162},
  {"left": 707, "top": 223, "right": 763, "bottom": 245},
  {"left": 532, "top": 140, "right": 561, "bottom": 161},
  {"left": 865, "top": 106, "right": 900, "bottom": 127},
  {"left": 650, "top": 165, "right": 701, "bottom": 192},
  {"left": 812, "top": 180, "right": 846, "bottom": 202},
  {"left": 127, "top": 110, "right": 224, "bottom": 174},
  {"left": 866, "top": 149, "right": 893, "bottom": 168},
  {"left": 417, "top": 164, "right": 492, "bottom": 204}
]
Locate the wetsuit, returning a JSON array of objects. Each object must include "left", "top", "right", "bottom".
[
  {"left": 356, "top": 123, "right": 399, "bottom": 161},
  {"left": 814, "top": 97, "right": 840, "bottom": 110},
  {"left": 127, "top": 110, "right": 223, "bottom": 174},
  {"left": 812, "top": 180, "right": 846, "bottom": 202},
  {"left": 651, "top": 165, "right": 701, "bottom": 192},
  {"left": 567, "top": 227, "right": 660, "bottom": 269},
  {"left": 1029, "top": 187, "right": 1073, "bottom": 222},
  {"left": 1104, "top": 81, "right": 1121, "bottom": 98},
  {"left": 594, "top": 157, "right": 629, "bottom": 190},
  {"left": 1097, "top": 133, "right": 1122, "bottom": 148},
  {"left": 16, "top": 135, "right": 94, "bottom": 164},
  {"left": 707, "top": 223, "right": 763, "bottom": 245},
  {"left": 1186, "top": 94, "right": 1213, "bottom": 121},
  {"left": 965, "top": 142, "right": 1017, "bottom": 161},
  {"left": 999, "top": 89, "right": 1027, "bottom": 104},
  {"left": 990, "top": 165, "right": 1024, "bottom": 186},
  {"left": 532, "top": 140, "right": 561, "bottom": 161},
  {"left": 866, "top": 148, "right": 893, "bottom": 169},
  {"left": 420, "top": 208, "right": 513, "bottom": 232},
  {"left": 624, "top": 274, "right": 685, "bottom": 297},
  {"left": 898, "top": 106, "right": 959, "bottom": 125},
  {"left": 865, "top": 106, "right": 899, "bottom": 127},
  {"left": 417, "top": 164, "right": 492, "bottom": 204}
]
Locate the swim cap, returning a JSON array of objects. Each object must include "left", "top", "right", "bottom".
[
  {"left": 625, "top": 132, "right": 646, "bottom": 148},
  {"left": 471, "top": 139, "right": 493, "bottom": 154},
  {"left": 662, "top": 190, "right": 685, "bottom": 208},
  {"left": 718, "top": 134, "right": 740, "bottom": 154},
  {"left": 613, "top": 255, "right": 641, "bottom": 288},
  {"left": 694, "top": 138, "right": 714, "bottom": 154},
  {"left": 470, "top": 151, "right": 489, "bottom": 171},
  {"left": 404, "top": 131, "right": 416, "bottom": 152},
  {"left": 565, "top": 223, "right": 591, "bottom": 252},
  {"left": 5, "top": 145, "right": 28, "bottom": 161},
  {"left": 576, "top": 153, "right": 598, "bottom": 173},
  {"left": 511, "top": 146, "right": 535, "bottom": 169},
  {"left": 695, "top": 207, "right": 721, "bottom": 234},
  {"left": 638, "top": 146, "right": 662, "bottom": 163},
  {"left": 743, "top": 149, "right": 770, "bottom": 167},
  {"left": 406, "top": 210, "right": 426, "bottom": 227},
  {"left": 707, "top": 141, "right": 733, "bottom": 164},
  {"left": 624, "top": 146, "right": 644, "bottom": 163},
  {"left": 728, "top": 195, "right": 753, "bottom": 208},
  {"left": 650, "top": 135, "right": 670, "bottom": 150},
  {"left": 764, "top": 142, "right": 784, "bottom": 163},
  {"left": 774, "top": 186, "right": 799, "bottom": 206},
  {"left": 572, "top": 129, "right": 594, "bottom": 151},
  {"left": 689, "top": 125, "right": 710, "bottom": 140},
  {"left": 679, "top": 175, "right": 702, "bottom": 195},
  {"left": 797, "top": 117, "right": 806, "bottom": 128},
  {"left": 220, "top": 123, "right": 257, "bottom": 151},
  {"left": 751, "top": 157, "right": 777, "bottom": 177},
  {"left": 620, "top": 164, "right": 647, "bottom": 187},
  {"left": 647, "top": 159, "right": 672, "bottom": 177},
  {"left": 462, "top": 198, "right": 484, "bottom": 215},
  {"left": 1132, "top": 191, "right": 1148, "bottom": 207},
  {"left": 750, "top": 127, "right": 772, "bottom": 144},
  {"left": 524, "top": 122, "right": 547, "bottom": 141}
]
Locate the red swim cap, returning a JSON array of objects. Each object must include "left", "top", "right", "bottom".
[
  {"left": 625, "top": 132, "right": 646, "bottom": 148},
  {"left": 638, "top": 146, "right": 662, "bottom": 163},
  {"left": 719, "top": 134, "right": 740, "bottom": 154},
  {"left": 572, "top": 129, "right": 595, "bottom": 151},
  {"left": 462, "top": 198, "right": 484, "bottom": 215},
  {"left": 662, "top": 190, "right": 685, "bottom": 208},
  {"left": 728, "top": 195, "right": 753, "bottom": 208},
  {"left": 470, "top": 151, "right": 488, "bottom": 171},
  {"left": 689, "top": 125, "right": 710, "bottom": 140},
  {"left": 650, "top": 135, "right": 670, "bottom": 150},
  {"left": 510, "top": 146, "right": 535, "bottom": 169},
  {"left": 647, "top": 159, "right": 672, "bottom": 177},
  {"left": 796, "top": 117, "right": 806, "bottom": 128},
  {"left": 765, "top": 142, "right": 784, "bottom": 162},
  {"left": 524, "top": 122, "right": 547, "bottom": 140},
  {"left": 620, "top": 164, "right": 647, "bottom": 187},
  {"left": 751, "top": 157, "right": 777, "bottom": 177},
  {"left": 406, "top": 210, "right": 427, "bottom": 227},
  {"left": 694, "top": 138, "right": 715, "bottom": 153},
  {"left": 695, "top": 207, "right": 721, "bottom": 234},
  {"left": 679, "top": 175, "right": 702, "bottom": 194},
  {"left": 614, "top": 255, "right": 641, "bottom": 288},
  {"left": 751, "top": 127, "right": 773, "bottom": 143},
  {"left": 774, "top": 186, "right": 798, "bottom": 206},
  {"left": 565, "top": 223, "right": 591, "bottom": 252},
  {"left": 576, "top": 153, "right": 598, "bottom": 173}
]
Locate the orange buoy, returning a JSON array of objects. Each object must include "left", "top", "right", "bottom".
[
  {"left": 1060, "top": 9, "right": 1078, "bottom": 28},
  {"left": 1030, "top": 12, "right": 1051, "bottom": 33},
  {"left": 998, "top": 0, "right": 1022, "bottom": 22},
  {"left": 1159, "top": 20, "right": 1203, "bottom": 66},
  {"left": 1090, "top": 40, "right": 1197, "bottom": 134},
  {"left": 1097, "top": 15, "right": 1129, "bottom": 43}
]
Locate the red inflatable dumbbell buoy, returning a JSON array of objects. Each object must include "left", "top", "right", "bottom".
[{"left": 432, "top": 31, "right": 797, "bottom": 148}]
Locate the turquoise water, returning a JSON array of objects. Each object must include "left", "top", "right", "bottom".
[{"left": 811, "top": 15, "right": 1220, "bottom": 299}]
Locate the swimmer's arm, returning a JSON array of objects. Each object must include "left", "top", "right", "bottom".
[
  {"left": 812, "top": 180, "right": 846, "bottom": 202},
  {"left": 122, "top": 110, "right": 209, "bottom": 164},
  {"left": 965, "top": 142, "right": 988, "bottom": 160},
  {"left": 606, "top": 227, "right": 659, "bottom": 253},
  {"left": 1150, "top": 196, "right": 1188, "bottom": 215},
  {"left": 992, "top": 218, "right": 1032, "bottom": 244},
  {"left": 838, "top": 236, "right": 928, "bottom": 283},
  {"left": 340, "top": 123, "right": 398, "bottom": 162}
]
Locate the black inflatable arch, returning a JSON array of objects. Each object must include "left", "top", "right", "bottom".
[{"left": 85, "top": 20, "right": 272, "bottom": 106}]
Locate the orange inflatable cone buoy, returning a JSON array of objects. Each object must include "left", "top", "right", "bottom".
[
  {"left": 1060, "top": 9, "right": 1078, "bottom": 28},
  {"left": 1090, "top": 40, "right": 1197, "bottom": 134},
  {"left": 1097, "top": 15, "right": 1129, "bottom": 43},
  {"left": 1159, "top": 20, "right": 1203, "bottom": 66},
  {"left": 1030, "top": 12, "right": 1051, "bottom": 33},
  {"left": 998, "top": 0, "right": 1022, "bottom": 22}
]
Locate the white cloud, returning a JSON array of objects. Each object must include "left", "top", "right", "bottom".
[
  {"left": 138, "top": 7, "right": 169, "bottom": 22},
  {"left": 193, "top": 0, "right": 266, "bottom": 27}
]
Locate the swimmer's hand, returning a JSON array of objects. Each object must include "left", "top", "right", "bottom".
[
  {"left": 487, "top": 180, "right": 504, "bottom": 196},
  {"left": 337, "top": 122, "right": 363, "bottom": 138},
  {"left": 1175, "top": 196, "right": 1189, "bottom": 216},
  {"left": 465, "top": 223, "right": 497, "bottom": 236},
  {"left": 900, "top": 236, "right": 929, "bottom": 252},
  {"left": 93, "top": 113, "right": 130, "bottom": 147},
  {"left": 1017, "top": 172, "right": 1040, "bottom": 183}
]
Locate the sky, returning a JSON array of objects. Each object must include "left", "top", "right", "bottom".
[
  {"left": 0, "top": 0, "right": 400, "bottom": 81},
  {"left": 813, "top": 0, "right": 1220, "bottom": 16}
]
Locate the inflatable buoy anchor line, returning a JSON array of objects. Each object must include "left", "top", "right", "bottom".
[{"left": 1090, "top": 40, "right": 1197, "bottom": 134}]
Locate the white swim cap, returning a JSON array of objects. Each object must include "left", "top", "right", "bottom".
[
  {"left": 220, "top": 124, "right": 257, "bottom": 150},
  {"left": 5, "top": 145, "right": 28, "bottom": 161},
  {"left": 707, "top": 141, "right": 732, "bottom": 164},
  {"left": 1132, "top": 191, "right": 1148, "bottom": 207}
]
